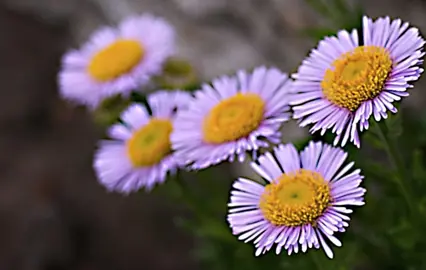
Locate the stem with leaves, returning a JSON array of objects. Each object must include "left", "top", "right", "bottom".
[{"left": 372, "top": 121, "right": 414, "bottom": 213}]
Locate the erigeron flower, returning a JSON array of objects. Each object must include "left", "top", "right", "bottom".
[
  {"left": 171, "top": 66, "right": 293, "bottom": 170},
  {"left": 291, "top": 16, "right": 425, "bottom": 147},
  {"left": 94, "top": 90, "right": 190, "bottom": 193},
  {"left": 228, "top": 141, "right": 365, "bottom": 258},
  {"left": 59, "top": 14, "right": 175, "bottom": 108}
]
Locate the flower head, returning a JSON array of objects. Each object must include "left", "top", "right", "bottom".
[
  {"left": 291, "top": 16, "right": 425, "bottom": 147},
  {"left": 227, "top": 141, "right": 365, "bottom": 259},
  {"left": 59, "top": 14, "right": 175, "bottom": 108},
  {"left": 94, "top": 90, "right": 191, "bottom": 193},
  {"left": 171, "top": 66, "right": 292, "bottom": 170}
]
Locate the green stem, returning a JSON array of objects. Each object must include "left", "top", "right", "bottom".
[
  {"left": 169, "top": 175, "right": 195, "bottom": 210},
  {"left": 373, "top": 121, "right": 413, "bottom": 213},
  {"left": 169, "top": 172, "right": 213, "bottom": 219}
]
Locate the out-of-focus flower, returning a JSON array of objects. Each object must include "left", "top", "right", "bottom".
[
  {"left": 59, "top": 14, "right": 175, "bottom": 108},
  {"left": 227, "top": 141, "right": 365, "bottom": 259},
  {"left": 93, "top": 90, "right": 191, "bottom": 193},
  {"left": 171, "top": 66, "right": 292, "bottom": 170},
  {"left": 291, "top": 16, "right": 425, "bottom": 147},
  {"left": 154, "top": 57, "right": 199, "bottom": 91}
]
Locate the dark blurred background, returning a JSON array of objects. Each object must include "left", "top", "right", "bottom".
[
  {"left": 0, "top": 0, "right": 425, "bottom": 269},
  {"left": 0, "top": 2, "right": 195, "bottom": 270}
]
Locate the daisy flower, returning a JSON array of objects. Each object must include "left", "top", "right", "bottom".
[
  {"left": 59, "top": 14, "right": 175, "bottom": 108},
  {"left": 227, "top": 141, "right": 365, "bottom": 259},
  {"left": 291, "top": 16, "right": 425, "bottom": 147},
  {"left": 94, "top": 90, "right": 191, "bottom": 193},
  {"left": 171, "top": 66, "right": 292, "bottom": 170}
]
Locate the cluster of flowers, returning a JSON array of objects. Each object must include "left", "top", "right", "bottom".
[{"left": 58, "top": 14, "right": 424, "bottom": 259}]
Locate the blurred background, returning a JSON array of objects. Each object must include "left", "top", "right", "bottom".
[{"left": 0, "top": 0, "right": 426, "bottom": 269}]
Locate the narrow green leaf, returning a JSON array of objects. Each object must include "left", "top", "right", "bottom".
[
  {"left": 363, "top": 132, "right": 385, "bottom": 150},
  {"left": 386, "top": 112, "right": 403, "bottom": 139}
]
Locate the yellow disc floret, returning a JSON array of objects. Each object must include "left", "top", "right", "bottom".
[
  {"left": 321, "top": 45, "right": 393, "bottom": 111},
  {"left": 259, "top": 169, "right": 331, "bottom": 227},
  {"left": 202, "top": 93, "right": 265, "bottom": 144},
  {"left": 126, "top": 118, "right": 173, "bottom": 167},
  {"left": 88, "top": 39, "right": 144, "bottom": 82}
]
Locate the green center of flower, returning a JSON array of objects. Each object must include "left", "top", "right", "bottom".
[
  {"left": 259, "top": 169, "right": 331, "bottom": 227},
  {"left": 321, "top": 45, "right": 393, "bottom": 111},
  {"left": 88, "top": 39, "right": 144, "bottom": 82}
]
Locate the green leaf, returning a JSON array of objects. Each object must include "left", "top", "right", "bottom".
[
  {"left": 363, "top": 132, "right": 385, "bottom": 150},
  {"left": 386, "top": 112, "right": 403, "bottom": 139},
  {"left": 153, "top": 57, "right": 199, "bottom": 91},
  {"left": 92, "top": 94, "right": 131, "bottom": 128}
]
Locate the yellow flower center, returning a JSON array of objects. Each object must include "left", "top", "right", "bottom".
[
  {"left": 88, "top": 39, "right": 144, "bottom": 82},
  {"left": 126, "top": 118, "right": 173, "bottom": 167},
  {"left": 321, "top": 45, "right": 393, "bottom": 111},
  {"left": 259, "top": 169, "right": 331, "bottom": 227},
  {"left": 202, "top": 93, "right": 265, "bottom": 144}
]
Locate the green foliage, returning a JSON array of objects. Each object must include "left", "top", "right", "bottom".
[
  {"left": 153, "top": 57, "right": 199, "bottom": 91},
  {"left": 302, "top": 0, "right": 363, "bottom": 42},
  {"left": 93, "top": 94, "right": 131, "bottom": 128},
  {"left": 93, "top": 1, "right": 426, "bottom": 269},
  {"left": 156, "top": 1, "right": 426, "bottom": 269}
]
